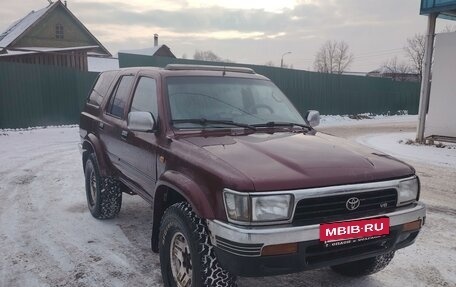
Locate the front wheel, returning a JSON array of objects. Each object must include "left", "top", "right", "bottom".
[
  {"left": 331, "top": 251, "right": 395, "bottom": 277},
  {"left": 159, "top": 202, "right": 237, "bottom": 287}
]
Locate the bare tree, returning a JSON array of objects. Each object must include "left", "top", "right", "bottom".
[
  {"left": 313, "top": 40, "right": 354, "bottom": 74},
  {"left": 181, "top": 53, "right": 187, "bottom": 59},
  {"left": 404, "top": 34, "right": 425, "bottom": 80},
  {"left": 193, "top": 50, "right": 234, "bottom": 63},
  {"left": 382, "top": 57, "right": 412, "bottom": 81},
  {"left": 193, "top": 50, "right": 222, "bottom": 62},
  {"left": 264, "top": 61, "right": 275, "bottom": 67}
]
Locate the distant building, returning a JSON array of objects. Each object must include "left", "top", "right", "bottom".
[
  {"left": 119, "top": 34, "right": 176, "bottom": 58},
  {"left": 0, "top": 0, "right": 111, "bottom": 71},
  {"left": 367, "top": 69, "right": 420, "bottom": 82}
]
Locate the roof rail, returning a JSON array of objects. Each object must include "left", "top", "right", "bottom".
[{"left": 165, "top": 64, "right": 255, "bottom": 74}]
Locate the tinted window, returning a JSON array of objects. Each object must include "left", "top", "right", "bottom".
[
  {"left": 107, "top": 75, "right": 134, "bottom": 118},
  {"left": 130, "top": 77, "right": 158, "bottom": 118},
  {"left": 88, "top": 71, "right": 118, "bottom": 106}
]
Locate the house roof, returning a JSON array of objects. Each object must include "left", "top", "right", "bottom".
[
  {"left": 119, "top": 45, "right": 175, "bottom": 57},
  {"left": 120, "top": 46, "right": 162, "bottom": 56},
  {"left": 0, "top": 1, "right": 111, "bottom": 56},
  {"left": 0, "top": 4, "right": 51, "bottom": 48},
  {"left": 0, "top": 45, "right": 99, "bottom": 57}
]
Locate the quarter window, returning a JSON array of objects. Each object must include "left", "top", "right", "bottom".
[
  {"left": 55, "top": 24, "right": 64, "bottom": 39},
  {"left": 107, "top": 75, "right": 135, "bottom": 118},
  {"left": 130, "top": 77, "right": 158, "bottom": 118}
]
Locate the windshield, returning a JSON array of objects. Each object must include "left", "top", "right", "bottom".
[{"left": 166, "top": 76, "right": 305, "bottom": 129}]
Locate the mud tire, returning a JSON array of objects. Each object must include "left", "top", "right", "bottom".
[
  {"left": 84, "top": 153, "right": 122, "bottom": 219},
  {"left": 159, "top": 202, "right": 237, "bottom": 287}
]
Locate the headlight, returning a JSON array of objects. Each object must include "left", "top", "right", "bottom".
[
  {"left": 252, "top": 195, "right": 292, "bottom": 221},
  {"left": 224, "top": 189, "right": 293, "bottom": 223},
  {"left": 397, "top": 177, "right": 420, "bottom": 206}
]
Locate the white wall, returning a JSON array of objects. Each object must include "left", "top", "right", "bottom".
[
  {"left": 87, "top": 56, "right": 119, "bottom": 72},
  {"left": 425, "top": 32, "right": 456, "bottom": 138}
]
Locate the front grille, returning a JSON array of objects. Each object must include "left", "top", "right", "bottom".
[
  {"left": 293, "top": 188, "right": 397, "bottom": 225},
  {"left": 305, "top": 235, "right": 393, "bottom": 265}
]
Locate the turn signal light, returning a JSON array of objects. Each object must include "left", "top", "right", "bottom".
[
  {"left": 261, "top": 243, "right": 298, "bottom": 256},
  {"left": 402, "top": 219, "right": 422, "bottom": 232}
]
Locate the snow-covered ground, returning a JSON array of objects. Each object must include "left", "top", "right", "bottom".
[
  {"left": 0, "top": 117, "right": 455, "bottom": 287},
  {"left": 358, "top": 132, "right": 456, "bottom": 169},
  {"left": 319, "top": 114, "right": 417, "bottom": 128}
]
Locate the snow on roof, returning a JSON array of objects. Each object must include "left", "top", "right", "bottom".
[
  {"left": 0, "top": 45, "right": 99, "bottom": 57},
  {"left": 119, "top": 46, "right": 162, "bottom": 56},
  {"left": 0, "top": 3, "right": 55, "bottom": 49}
]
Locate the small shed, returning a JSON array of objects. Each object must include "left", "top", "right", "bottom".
[{"left": 417, "top": 0, "right": 456, "bottom": 142}]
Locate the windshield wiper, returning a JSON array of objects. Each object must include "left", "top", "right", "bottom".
[
  {"left": 252, "top": 121, "right": 312, "bottom": 131},
  {"left": 172, "top": 118, "right": 257, "bottom": 131}
]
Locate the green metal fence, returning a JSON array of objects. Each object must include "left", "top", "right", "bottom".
[
  {"left": 0, "top": 55, "right": 420, "bottom": 129},
  {"left": 119, "top": 53, "right": 420, "bottom": 116},
  {"left": 0, "top": 62, "right": 98, "bottom": 129}
]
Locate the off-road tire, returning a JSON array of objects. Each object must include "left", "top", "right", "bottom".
[
  {"left": 331, "top": 251, "right": 395, "bottom": 277},
  {"left": 159, "top": 202, "right": 237, "bottom": 287},
  {"left": 84, "top": 153, "right": 122, "bottom": 219}
]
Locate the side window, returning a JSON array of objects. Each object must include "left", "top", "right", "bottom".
[
  {"left": 130, "top": 77, "right": 158, "bottom": 119},
  {"left": 107, "top": 75, "right": 134, "bottom": 118},
  {"left": 88, "top": 71, "right": 118, "bottom": 106}
]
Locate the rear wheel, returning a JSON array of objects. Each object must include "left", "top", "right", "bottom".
[
  {"left": 159, "top": 202, "right": 237, "bottom": 287},
  {"left": 331, "top": 251, "right": 395, "bottom": 277},
  {"left": 84, "top": 153, "right": 122, "bottom": 219}
]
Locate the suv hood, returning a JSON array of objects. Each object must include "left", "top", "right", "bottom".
[{"left": 181, "top": 132, "right": 414, "bottom": 191}]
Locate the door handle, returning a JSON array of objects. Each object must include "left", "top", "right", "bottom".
[
  {"left": 98, "top": 121, "right": 104, "bottom": 129},
  {"left": 121, "top": 130, "right": 128, "bottom": 140}
]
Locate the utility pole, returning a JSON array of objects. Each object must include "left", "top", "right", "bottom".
[{"left": 416, "top": 13, "right": 437, "bottom": 143}]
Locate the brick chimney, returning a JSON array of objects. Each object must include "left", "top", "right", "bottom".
[{"left": 154, "top": 34, "right": 158, "bottom": 47}]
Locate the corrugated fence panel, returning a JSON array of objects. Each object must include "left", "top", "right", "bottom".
[
  {"left": 0, "top": 62, "right": 98, "bottom": 128},
  {"left": 118, "top": 53, "right": 420, "bottom": 116}
]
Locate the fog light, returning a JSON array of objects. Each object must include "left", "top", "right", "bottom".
[{"left": 261, "top": 243, "right": 298, "bottom": 256}]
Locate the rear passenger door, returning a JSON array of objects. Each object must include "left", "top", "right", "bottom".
[
  {"left": 121, "top": 76, "right": 159, "bottom": 195},
  {"left": 101, "top": 74, "right": 135, "bottom": 171}
]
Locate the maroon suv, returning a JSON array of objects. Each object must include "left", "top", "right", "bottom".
[{"left": 80, "top": 64, "right": 426, "bottom": 287}]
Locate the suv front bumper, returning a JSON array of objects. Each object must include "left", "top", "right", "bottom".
[{"left": 207, "top": 202, "right": 425, "bottom": 277}]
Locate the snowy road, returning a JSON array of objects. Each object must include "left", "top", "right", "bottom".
[{"left": 0, "top": 119, "right": 455, "bottom": 287}]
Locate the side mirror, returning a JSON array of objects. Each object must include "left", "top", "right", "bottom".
[
  {"left": 127, "top": 111, "right": 156, "bottom": 132},
  {"left": 306, "top": 110, "right": 320, "bottom": 128}
]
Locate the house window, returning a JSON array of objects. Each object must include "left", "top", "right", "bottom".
[{"left": 55, "top": 24, "right": 64, "bottom": 39}]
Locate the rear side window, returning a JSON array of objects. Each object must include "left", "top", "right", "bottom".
[
  {"left": 130, "top": 77, "right": 158, "bottom": 119},
  {"left": 88, "top": 71, "right": 118, "bottom": 106},
  {"left": 107, "top": 75, "right": 135, "bottom": 118}
]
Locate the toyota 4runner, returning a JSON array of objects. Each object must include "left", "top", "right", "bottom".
[{"left": 79, "top": 64, "right": 426, "bottom": 287}]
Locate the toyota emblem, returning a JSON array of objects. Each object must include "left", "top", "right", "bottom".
[{"left": 346, "top": 197, "right": 361, "bottom": 211}]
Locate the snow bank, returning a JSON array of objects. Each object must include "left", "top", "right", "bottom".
[
  {"left": 357, "top": 132, "right": 456, "bottom": 168},
  {"left": 320, "top": 115, "right": 417, "bottom": 127}
]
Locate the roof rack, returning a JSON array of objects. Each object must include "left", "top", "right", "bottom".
[{"left": 165, "top": 64, "right": 255, "bottom": 74}]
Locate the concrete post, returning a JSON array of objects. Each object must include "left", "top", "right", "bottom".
[{"left": 416, "top": 13, "right": 437, "bottom": 143}]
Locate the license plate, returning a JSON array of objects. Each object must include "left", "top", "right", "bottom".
[{"left": 320, "top": 217, "right": 389, "bottom": 242}]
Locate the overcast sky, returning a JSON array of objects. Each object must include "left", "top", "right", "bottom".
[{"left": 0, "top": 0, "right": 454, "bottom": 72}]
